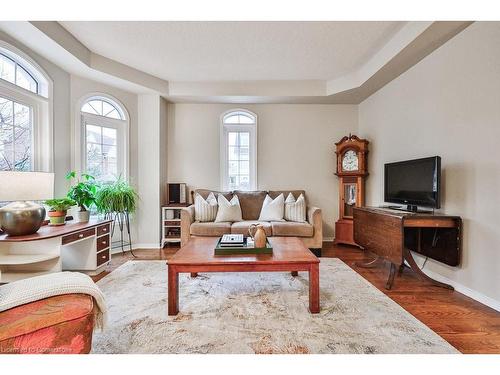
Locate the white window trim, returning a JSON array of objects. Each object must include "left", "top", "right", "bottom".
[
  {"left": 0, "top": 41, "right": 53, "bottom": 173},
  {"left": 73, "top": 93, "right": 129, "bottom": 181},
  {"left": 220, "top": 109, "right": 258, "bottom": 191}
]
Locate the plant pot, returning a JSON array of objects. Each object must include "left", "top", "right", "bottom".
[
  {"left": 48, "top": 210, "right": 67, "bottom": 226},
  {"left": 77, "top": 210, "right": 90, "bottom": 223}
]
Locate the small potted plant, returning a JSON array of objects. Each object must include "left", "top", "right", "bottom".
[
  {"left": 66, "top": 171, "right": 97, "bottom": 223},
  {"left": 44, "top": 198, "right": 76, "bottom": 226}
]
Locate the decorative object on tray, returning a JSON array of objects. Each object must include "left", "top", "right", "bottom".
[
  {"left": 220, "top": 234, "right": 245, "bottom": 247},
  {"left": 0, "top": 171, "right": 54, "bottom": 236},
  {"left": 66, "top": 171, "right": 97, "bottom": 223},
  {"left": 214, "top": 236, "right": 273, "bottom": 255},
  {"left": 248, "top": 223, "right": 267, "bottom": 248},
  {"left": 44, "top": 198, "right": 76, "bottom": 226}
]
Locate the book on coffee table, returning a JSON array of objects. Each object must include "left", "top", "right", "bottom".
[{"left": 214, "top": 237, "right": 273, "bottom": 255}]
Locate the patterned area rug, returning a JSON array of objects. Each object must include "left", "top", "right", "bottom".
[{"left": 92, "top": 259, "right": 458, "bottom": 354}]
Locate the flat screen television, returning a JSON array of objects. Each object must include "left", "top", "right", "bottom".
[{"left": 384, "top": 156, "right": 441, "bottom": 210}]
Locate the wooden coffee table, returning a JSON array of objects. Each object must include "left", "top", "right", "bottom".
[{"left": 167, "top": 236, "right": 320, "bottom": 315}]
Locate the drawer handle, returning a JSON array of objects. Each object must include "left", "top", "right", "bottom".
[
  {"left": 103, "top": 228, "right": 107, "bottom": 232},
  {"left": 102, "top": 241, "right": 107, "bottom": 245},
  {"left": 102, "top": 255, "right": 107, "bottom": 259},
  {"left": 78, "top": 234, "right": 84, "bottom": 238}
]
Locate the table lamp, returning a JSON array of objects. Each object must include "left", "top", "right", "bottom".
[{"left": 0, "top": 171, "right": 54, "bottom": 236}]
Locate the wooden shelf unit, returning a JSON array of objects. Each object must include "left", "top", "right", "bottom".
[{"left": 161, "top": 205, "right": 189, "bottom": 247}]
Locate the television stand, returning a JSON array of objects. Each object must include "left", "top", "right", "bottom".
[
  {"left": 353, "top": 207, "right": 462, "bottom": 290},
  {"left": 382, "top": 205, "right": 433, "bottom": 214}
]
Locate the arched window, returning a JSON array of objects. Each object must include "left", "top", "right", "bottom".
[
  {"left": 220, "top": 109, "right": 257, "bottom": 191},
  {"left": 80, "top": 95, "right": 128, "bottom": 182},
  {"left": 0, "top": 43, "right": 52, "bottom": 173}
]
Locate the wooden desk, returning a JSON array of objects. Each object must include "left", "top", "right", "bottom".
[
  {"left": 353, "top": 207, "right": 462, "bottom": 290},
  {"left": 0, "top": 219, "right": 112, "bottom": 283}
]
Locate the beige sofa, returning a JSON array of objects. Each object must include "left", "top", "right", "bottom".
[{"left": 181, "top": 189, "right": 323, "bottom": 251}]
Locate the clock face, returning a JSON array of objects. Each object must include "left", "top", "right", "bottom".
[{"left": 342, "top": 150, "right": 359, "bottom": 171}]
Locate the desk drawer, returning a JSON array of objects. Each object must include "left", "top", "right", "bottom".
[
  {"left": 97, "top": 249, "right": 110, "bottom": 266},
  {"left": 97, "top": 223, "right": 111, "bottom": 236},
  {"left": 62, "top": 228, "right": 95, "bottom": 245},
  {"left": 97, "top": 235, "right": 110, "bottom": 251}
]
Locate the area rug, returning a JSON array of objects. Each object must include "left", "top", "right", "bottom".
[{"left": 92, "top": 259, "right": 458, "bottom": 354}]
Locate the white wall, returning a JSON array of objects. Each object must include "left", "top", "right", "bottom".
[
  {"left": 358, "top": 22, "right": 500, "bottom": 309},
  {"left": 168, "top": 103, "right": 358, "bottom": 238}
]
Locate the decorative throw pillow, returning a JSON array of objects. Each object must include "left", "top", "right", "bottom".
[
  {"left": 285, "top": 193, "right": 306, "bottom": 222},
  {"left": 258, "top": 193, "right": 285, "bottom": 221},
  {"left": 215, "top": 194, "right": 243, "bottom": 222},
  {"left": 194, "top": 192, "right": 218, "bottom": 222}
]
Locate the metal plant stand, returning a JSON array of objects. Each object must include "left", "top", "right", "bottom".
[{"left": 105, "top": 211, "right": 136, "bottom": 258}]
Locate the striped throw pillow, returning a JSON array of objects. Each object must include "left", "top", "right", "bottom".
[
  {"left": 194, "top": 192, "right": 218, "bottom": 222},
  {"left": 284, "top": 193, "right": 306, "bottom": 222}
]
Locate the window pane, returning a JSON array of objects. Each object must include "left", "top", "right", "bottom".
[
  {"left": 106, "top": 109, "right": 121, "bottom": 120},
  {"left": 239, "top": 132, "right": 249, "bottom": 146},
  {"left": 239, "top": 175, "right": 250, "bottom": 190},
  {"left": 86, "top": 124, "right": 101, "bottom": 143},
  {"left": 16, "top": 65, "right": 37, "bottom": 93},
  {"left": 87, "top": 100, "right": 103, "bottom": 116},
  {"left": 102, "top": 101, "right": 116, "bottom": 117},
  {"left": 14, "top": 102, "right": 30, "bottom": 128},
  {"left": 87, "top": 143, "right": 102, "bottom": 165},
  {"left": 239, "top": 147, "right": 249, "bottom": 161},
  {"left": 102, "top": 145, "right": 117, "bottom": 165},
  {"left": 228, "top": 160, "right": 238, "bottom": 175},
  {"left": 0, "top": 148, "right": 12, "bottom": 170},
  {"left": 102, "top": 127, "right": 117, "bottom": 146},
  {"left": 228, "top": 146, "right": 239, "bottom": 161},
  {"left": 87, "top": 162, "right": 102, "bottom": 179},
  {"left": 228, "top": 132, "right": 238, "bottom": 146},
  {"left": 82, "top": 103, "right": 99, "bottom": 115},
  {"left": 0, "top": 124, "right": 13, "bottom": 144},
  {"left": 0, "top": 54, "right": 15, "bottom": 84},
  {"left": 0, "top": 97, "right": 13, "bottom": 125},
  {"left": 239, "top": 114, "right": 254, "bottom": 124},
  {"left": 239, "top": 161, "right": 249, "bottom": 176},
  {"left": 14, "top": 128, "right": 31, "bottom": 171},
  {"left": 224, "top": 114, "right": 240, "bottom": 124}
]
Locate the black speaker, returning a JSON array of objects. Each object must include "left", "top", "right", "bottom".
[{"left": 167, "top": 183, "right": 186, "bottom": 204}]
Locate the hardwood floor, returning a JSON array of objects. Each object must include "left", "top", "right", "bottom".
[{"left": 93, "top": 242, "right": 500, "bottom": 354}]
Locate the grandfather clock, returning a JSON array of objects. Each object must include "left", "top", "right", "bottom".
[{"left": 333, "top": 134, "right": 369, "bottom": 246}]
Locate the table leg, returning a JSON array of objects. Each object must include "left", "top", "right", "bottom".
[
  {"left": 309, "top": 263, "right": 320, "bottom": 313},
  {"left": 385, "top": 263, "right": 397, "bottom": 290},
  {"left": 190, "top": 272, "right": 198, "bottom": 278},
  {"left": 291, "top": 271, "right": 298, "bottom": 277},
  {"left": 168, "top": 265, "right": 179, "bottom": 316}
]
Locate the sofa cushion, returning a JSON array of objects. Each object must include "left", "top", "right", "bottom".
[
  {"left": 215, "top": 195, "right": 242, "bottom": 222},
  {"left": 233, "top": 190, "right": 267, "bottom": 220},
  {"left": 194, "top": 192, "right": 218, "bottom": 222},
  {"left": 271, "top": 221, "right": 314, "bottom": 237},
  {"left": 190, "top": 221, "right": 231, "bottom": 236},
  {"left": 258, "top": 194, "right": 285, "bottom": 221},
  {"left": 269, "top": 190, "right": 306, "bottom": 204},
  {"left": 231, "top": 221, "right": 273, "bottom": 236},
  {"left": 193, "top": 189, "right": 233, "bottom": 202},
  {"left": 284, "top": 193, "right": 306, "bottom": 222}
]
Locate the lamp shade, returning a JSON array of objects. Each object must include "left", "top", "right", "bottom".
[{"left": 0, "top": 171, "right": 54, "bottom": 202}]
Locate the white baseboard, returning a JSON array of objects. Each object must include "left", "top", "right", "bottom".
[
  {"left": 323, "top": 237, "right": 334, "bottom": 242},
  {"left": 423, "top": 269, "right": 500, "bottom": 312},
  {"left": 132, "top": 243, "right": 161, "bottom": 250}
]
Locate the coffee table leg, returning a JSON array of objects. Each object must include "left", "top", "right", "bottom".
[
  {"left": 291, "top": 271, "right": 298, "bottom": 277},
  {"left": 190, "top": 272, "right": 198, "bottom": 278},
  {"left": 309, "top": 263, "right": 320, "bottom": 313},
  {"left": 168, "top": 265, "right": 179, "bottom": 316}
]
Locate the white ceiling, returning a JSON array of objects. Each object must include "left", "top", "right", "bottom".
[{"left": 59, "top": 21, "right": 404, "bottom": 82}]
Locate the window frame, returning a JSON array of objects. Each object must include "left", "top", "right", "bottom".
[
  {"left": 220, "top": 109, "right": 257, "bottom": 191},
  {"left": 74, "top": 93, "right": 129, "bottom": 182},
  {"left": 0, "top": 51, "right": 54, "bottom": 172}
]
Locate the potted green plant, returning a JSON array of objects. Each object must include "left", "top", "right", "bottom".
[
  {"left": 44, "top": 198, "right": 76, "bottom": 226},
  {"left": 66, "top": 171, "right": 97, "bottom": 223},
  {"left": 95, "top": 177, "right": 138, "bottom": 215}
]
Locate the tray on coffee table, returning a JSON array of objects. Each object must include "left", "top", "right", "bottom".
[{"left": 214, "top": 237, "right": 273, "bottom": 255}]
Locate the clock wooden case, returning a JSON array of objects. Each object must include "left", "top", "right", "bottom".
[{"left": 333, "top": 134, "right": 369, "bottom": 246}]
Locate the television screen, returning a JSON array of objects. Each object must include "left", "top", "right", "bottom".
[{"left": 384, "top": 156, "right": 441, "bottom": 208}]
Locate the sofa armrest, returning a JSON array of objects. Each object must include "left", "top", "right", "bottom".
[
  {"left": 306, "top": 206, "right": 323, "bottom": 249},
  {"left": 181, "top": 205, "right": 195, "bottom": 247}
]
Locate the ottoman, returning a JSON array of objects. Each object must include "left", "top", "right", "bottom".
[{"left": 0, "top": 294, "right": 95, "bottom": 354}]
